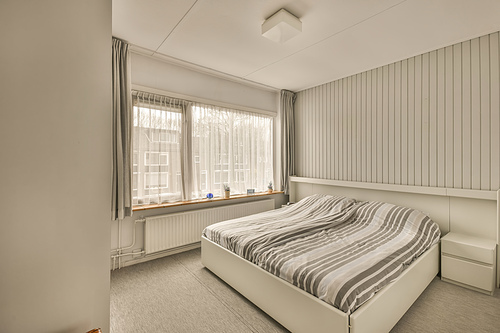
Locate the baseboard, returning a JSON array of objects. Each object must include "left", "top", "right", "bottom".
[{"left": 110, "top": 242, "right": 201, "bottom": 270}]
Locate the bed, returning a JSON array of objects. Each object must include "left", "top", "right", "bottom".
[{"left": 201, "top": 177, "right": 499, "bottom": 333}]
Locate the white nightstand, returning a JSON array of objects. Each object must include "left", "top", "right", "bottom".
[{"left": 441, "top": 232, "right": 497, "bottom": 295}]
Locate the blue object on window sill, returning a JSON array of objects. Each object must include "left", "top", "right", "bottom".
[{"left": 206, "top": 193, "right": 214, "bottom": 199}]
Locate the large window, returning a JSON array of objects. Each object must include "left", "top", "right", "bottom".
[{"left": 132, "top": 91, "right": 274, "bottom": 206}]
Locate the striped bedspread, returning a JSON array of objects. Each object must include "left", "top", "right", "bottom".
[{"left": 202, "top": 194, "right": 441, "bottom": 314}]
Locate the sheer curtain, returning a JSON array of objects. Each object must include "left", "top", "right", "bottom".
[
  {"left": 191, "top": 103, "right": 273, "bottom": 199},
  {"left": 131, "top": 90, "right": 274, "bottom": 205},
  {"left": 280, "top": 90, "right": 296, "bottom": 195},
  {"left": 112, "top": 37, "right": 133, "bottom": 220},
  {"left": 132, "top": 91, "right": 190, "bottom": 205}
]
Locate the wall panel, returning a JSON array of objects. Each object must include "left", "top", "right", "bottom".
[{"left": 295, "top": 32, "right": 500, "bottom": 191}]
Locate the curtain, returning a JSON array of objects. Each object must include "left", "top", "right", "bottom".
[
  {"left": 280, "top": 90, "right": 296, "bottom": 195},
  {"left": 112, "top": 37, "right": 133, "bottom": 220},
  {"left": 132, "top": 91, "right": 190, "bottom": 204},
  {"left": 130, "top": 90, "right": 273, "bottom": 205},
  {"left": 191, "top": 103, "right": 273, "bottom": 199}
]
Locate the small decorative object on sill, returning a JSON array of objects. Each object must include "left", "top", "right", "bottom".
[
  {"left": 267, "top": 181, "right": 273, "bottom": 193},
  {"left": 223, "top": 183, "right": 230, "bottom": 199},
  {"left": 206, "top": 193, "right": 214, "bottom": 199},
  {"left": 247, "top": 189, "right": 255, "bottom": 195}
]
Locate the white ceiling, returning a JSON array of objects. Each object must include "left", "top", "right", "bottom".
[{"left": 112, "top": 0, "right": 500, "bottom": 92}]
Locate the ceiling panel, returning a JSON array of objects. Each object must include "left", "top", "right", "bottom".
[
  {"left": 112, "top": 0, "right": 197, "bottom": 52},
  {"left": 112, "top": 0, "right": 500, "bottom": 91},
  {"left": 246, "top": 0, "right": 500, "bottom": 90},
  {"left": 154, "top": 0, "right": 404, "bottom": 78}
]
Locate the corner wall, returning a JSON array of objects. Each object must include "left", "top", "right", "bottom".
[
  {"left": 0, "top": 1, "right": 112, "bottom": 332},
  {"left": 110, "top": 52, "right": 284, "bottom": 268}
]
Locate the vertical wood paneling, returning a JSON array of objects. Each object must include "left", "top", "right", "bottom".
[
  {"left": 366, "top": 70, "right": 373, "bottom": 182},
  {"left": 309, "top": 88, "right": 313, "bottom": 177},
  {"left": 361, "top": 72, "right": 367, "bottom": 182},
  {"left": 347, "top": 76, "right": 353, "bottom": 181},
  {"left": 401, "top": 59, "right": 408, "bottom": 185},
  {"left": 429, "top": 50, "right": 437, "bottom": 187},
  {"left": 445, "top": 46, "right": 454, "bottom": 188},
  {"left": 326, "top": 83, "right": 332, "bottom": 179},
  {"left": 437, "top": 48, "right": 446, "bottom": 188},
  {"left": 422, "top": 53, "right": 430, "bottom": 186},
  {"left": 490, "top": 33, "right": 500, "bottom": 190},
  {"left": 302, "top": 89, "right": 307, "bottom": 176},
  {"left": 414, "top": 55, "right": 422, "bottom": 186},
  {"left": 315, "top": 86, "right": 320, "bottom": 178},
  {"left": 342, "top": 78, "right": 348, "bottom": 180},
  {"left": 408, "top": 57, "right": 415, "bottom": 185},
  {"left": 480, "top": 35, "right": 490, "bottom": 190},
  {"left": 377, "top": 67, "right": 384, "bottom": 183},
  {"left": 462, "top": 40, "right": 472, "bottom": 189},
  {"left": 333, "top": 81, "right": 342, "bottom": 180},
  {"left": 294, "top": 31, "right": 500, "bottom": 192},
  {"left": 453, "top": 44, "right": 463, "bottom": 188},
  {"left": 323, "top": 84, "right": 327, "bottom": 179},
  {"left": 371, "top": 69, "right": 377, "bottom": 182},
  {"left": 471, "top": 38, "right": 481, "bottom": 189},
  {"left": 356, "top": 74, "right": 362, "bottom": 181},
  {"left": 394, "top": 62, "right": 401, "bottom": 184},
  {"left": 388, "top": 63, "right": 395, "bottom": 184}
]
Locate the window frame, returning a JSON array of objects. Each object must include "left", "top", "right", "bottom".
[{"left": 131, "top": 86, "right": 278, "bottom": 210}]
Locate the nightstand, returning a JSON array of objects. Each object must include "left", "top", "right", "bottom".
[{"left": 441, "top": 232, "right": 497, "bottom": 295}]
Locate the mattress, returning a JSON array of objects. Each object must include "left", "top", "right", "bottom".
[{"left": 202, "top": 194, "right": 441, "bottom": 314}]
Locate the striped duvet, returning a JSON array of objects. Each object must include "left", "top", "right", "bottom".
[{"left": 202, "top": 194, "right": 441, "bottom": 314}]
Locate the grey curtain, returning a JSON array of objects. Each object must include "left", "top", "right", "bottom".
[
  {"left": 280, "top": 90, "right": 297, "bottom": 195},
  {"left": 112, "top": 38, "right": 133, "bottom": 220},
  {"left": 180, "top": 101, "right": 193, "bottom": 201}
]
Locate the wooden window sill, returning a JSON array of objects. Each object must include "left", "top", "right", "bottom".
[{"left": 132, "top": 191, "right": 283, "bottom": 212}]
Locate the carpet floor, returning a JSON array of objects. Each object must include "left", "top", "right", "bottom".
[{"left": 111, "top": 248, "right": 500, "bottom": 333}]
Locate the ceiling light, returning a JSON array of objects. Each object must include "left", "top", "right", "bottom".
[{"left": 262, "top": 9, "right": 302, "bottom": 43}]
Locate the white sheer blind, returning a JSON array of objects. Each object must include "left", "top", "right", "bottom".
[
  {"left": 132, "top": 92, "right": 184, "bottom": 205},
  {"left": 191, "top": 103, "right": 273, "bottom": 199},
  {"left": 132, "top": 91, "right": 274, "bottom": 205}
]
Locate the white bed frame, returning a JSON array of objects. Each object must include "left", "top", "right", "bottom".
[{"left": 201, "top": 177, "right": 499, "bottom": 333}]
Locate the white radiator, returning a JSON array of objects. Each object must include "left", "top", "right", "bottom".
[{"left": 144, "top": 199, "right": 275, "bottom": 254}]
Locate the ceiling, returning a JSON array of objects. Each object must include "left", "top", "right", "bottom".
[{"left": 112, "top": 0, "right": 500, "bottom": 92}]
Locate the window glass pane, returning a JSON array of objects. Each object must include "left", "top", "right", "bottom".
[
  {"left": 132, "top": 100, "right": 182, "bottom": 205},
  {"left": 191, "top": 104, "right": 273, "bottom": 198},
  {"left": 132, "top": 91, "right": 274, "bottom": 206}
]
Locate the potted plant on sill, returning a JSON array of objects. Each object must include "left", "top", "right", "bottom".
[
  {"left": 223, "top": 183, "right": 230, "bottom": 199},
  {"left": 267, "top": 181, "right": 273, "bottom": 193}
]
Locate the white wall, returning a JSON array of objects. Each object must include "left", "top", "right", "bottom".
[
  {"left": 0, "top": 1, "right": 112, "bottom": 332},
  {"left": 111, "top": 51, "right": 285, "bottom": 267},
  {"left": 295, "top": 31, "right": 500, "bottom": 192},
  {"left": 131, "top": 52, "right": 278, "bottom": 113}
]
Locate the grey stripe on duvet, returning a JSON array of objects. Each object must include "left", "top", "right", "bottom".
[
  {"left": 202, "top": 194, "right": 440, "bottom": 315},
  {"left": 334, "top": 214, "right": 439, "bottom": 312}
]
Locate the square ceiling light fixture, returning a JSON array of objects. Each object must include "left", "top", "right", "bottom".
[{"left": 262, "top": 9, "right": 302, "bottom": 43}]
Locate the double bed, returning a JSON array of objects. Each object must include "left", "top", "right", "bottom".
[{"left": 201, "top": 177, "right": 499, "bottom": 333}]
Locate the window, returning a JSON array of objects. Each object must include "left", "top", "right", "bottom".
[
  {"left": 192, "top": 104, "right": 273, "bottom": 198},
  {"left": 132, "top": 92, "right": 183, "bottom": 205},
  {"left": 132, "top": 90, "right": 274, "bottom": 206}
]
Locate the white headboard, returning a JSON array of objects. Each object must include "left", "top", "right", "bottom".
[{"left": 290, "top": 176, "right": 500, "bottom": 287}]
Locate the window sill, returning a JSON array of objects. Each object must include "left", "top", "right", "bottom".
[{"left": 132, "top": 191, "right": 284, "bottom": 212}]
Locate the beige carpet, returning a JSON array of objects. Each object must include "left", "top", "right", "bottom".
[{"left": 111, "top": 248, "right": 500, "bottom": 333}]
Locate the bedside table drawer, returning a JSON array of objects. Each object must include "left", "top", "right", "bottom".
[
  {"left": 442, "top": 237, "right": 495, "bottom": 265},
  {"left": 441, "top": 255, "right": 494, "bottom": 292}
]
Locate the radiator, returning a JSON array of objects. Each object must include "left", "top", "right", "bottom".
[{"left": 144, "top": 199, "right": 275, "bottom": 254}]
